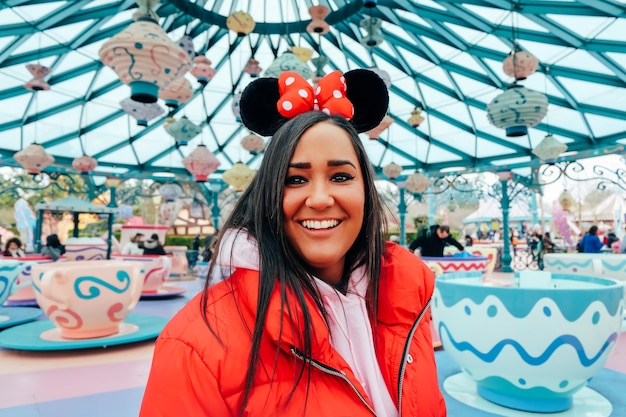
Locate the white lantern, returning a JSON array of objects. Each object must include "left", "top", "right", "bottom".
[
  {"left": 486, "top": 85, "right": 548, "bottom": 137},
  {"left": 383, "top": 162, "right": 402, "bottom": 180},
  {"left": 405, "top": 172, "right": 429, "bottom": 193}
]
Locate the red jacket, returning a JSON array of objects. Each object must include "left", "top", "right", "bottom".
[{"left": 140, "top": 243, "right": 446, "bottom": 416}]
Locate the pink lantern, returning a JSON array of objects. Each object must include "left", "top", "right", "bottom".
[
  {"left": 365, "top": 115, "right": 394, "bottom": 139},
  {"left": 72, "top": 155, "right": 98, "bottom": 174},
  {"left": 307, "top": 5, "right": 330, "bottom": 34},
  {"left": 24, "top": 64, "right": 51, "bottom": 91},
  {"left": 158, "top": 76, "right": 193, "bottom": 108},
  {"left": 382, "top": 162, "right": 402, "bottom": 180},
  {"left": 244, "top": 58, "right": 262, "bottom": 77},
  {"left": 503, "top": 49, "right": 539, "bottom": 80},
  {"left": 176, "top": 35, "right": 195, "bottom": 61},
  {"left": 240, "top": 134, "right": 265, "bottom": 154},
  {"left": 14, "top": 143, "right": 54, "bottom": 175},
  {"left": 99, "top": 16, "right": 192, "bottom": 103},
  {"left": 182, "top": 144, "right": 221, "bottom": 182},
  {"left": 222, "top": 162, "right": 255, "bottom": 192},
  {"left": 190, "top": 55, "right": 216, "bottom": 85}
]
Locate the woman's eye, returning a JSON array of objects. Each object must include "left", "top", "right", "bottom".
[
  {"left": 285, "top": 175, "right": 307, "bottom": 185},
  {"left": 332, "top": 173, "right": 354, "bottom": 182}
]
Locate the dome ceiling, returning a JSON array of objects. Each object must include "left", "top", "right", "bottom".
[{"left": 0, "top": 0, "right": 625, "bottom": 187}]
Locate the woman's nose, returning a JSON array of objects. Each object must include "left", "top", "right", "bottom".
[{"left": 306, "top": 181, "right": 334, "bottom": 209}]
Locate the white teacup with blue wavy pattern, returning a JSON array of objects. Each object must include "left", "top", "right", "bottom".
[
  {"left": 32, "top": 260, "right": 143, "bottom": 339},
  {"left": 432, "top": 271, "right": 624, "bottom": 413},
  {"left": 0, "top": 259, "right": 37, "bottom": 306}
]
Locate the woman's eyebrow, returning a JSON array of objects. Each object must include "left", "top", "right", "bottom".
[{"left": 288, "top": 160, "right": 357, "bottom": 169}]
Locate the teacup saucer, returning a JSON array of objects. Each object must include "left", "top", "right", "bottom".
[
  {"left": 0, "top": 313, "right": 168, "bottom": 351},
  {"left": 0, "top": 307, "right": 42, "bottom": 329},
  {"left": 4, "top": 298, "right": 39, "bottom": 307},
  {"left": 141, "top": 284, "right": 187, "bottom": 300}
]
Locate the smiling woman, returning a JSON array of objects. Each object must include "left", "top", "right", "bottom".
[{"left": 139, "top": 71, "right": 447, "bottom": 416}]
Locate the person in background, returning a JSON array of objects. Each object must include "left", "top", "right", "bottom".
[
  {"left": 140, "top": 69, "right": 446, "bottom": 416},
  {"left": 191, "top": 234, "right": 200, "bottom": 252},
  {"left": 464, "top": 234, "right": 473, "bottom": 247},
  {"left": 2, "top": 237, "right": 25, "bottom": 258},
  {"left": 143, "top": 233, "right": 166, "bottom": 255},
  {"left": 409, "top": 224, "right": 464, "bottom": 257},
  {"left": 40, "top": 234, "right": 65, "bottom": 261},
  {"left": 581, "top": 225, "right": 603, "bottom": 254},
  {"left": 122, "top": 233, "right": 144, "bottom": 255}
]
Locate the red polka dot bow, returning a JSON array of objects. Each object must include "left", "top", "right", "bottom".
[{"left": 277, "top": 70, "right": 354, "bottom": 120}]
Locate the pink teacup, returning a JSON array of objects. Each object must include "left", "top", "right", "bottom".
[
  {"left": 7, "top": 255, "right": 61, "bottom": 302},
  {"left": 32, "top": 260, "right": 143, "bottom": 339},
  {"left": 64, "top": 237, "right": 108, "bottom": 261},
  {"left": 111, "top": 254, "right": 172, "bottom": 293}
]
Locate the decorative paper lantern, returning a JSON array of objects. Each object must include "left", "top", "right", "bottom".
[
  {"left": 364, "top": 0, "right": 378, "bottom": 7},
  {"left": 311, "top": 56, "right": 329, "bottom": 84},
  {"left": 104, "top": 176, "right": 122, "bottom": 188},
  {"left": 290, "top": 46, "right": 313, "bottom": 63},
  {"left": 503, "top": 49, "right": 539, "bottom": 81},
  {"left": 360, "top": 16, "right": 384, "bottom": 47},
  {"left": 307, "top": 5, "right": 330, "bottom": 34},
  {"left": 447, "top": 198, "right": 459, "bottom": 213},
  {"left": 159, "top": 183, "right": 183, "bottom": 202},
  {"left": 383, "top": 162, "right": 402, "bottom": 180},
  {"left": 14, "top": 143, "right": 54, "bottom": 175},
  {"left": 158, "top": 76, "right": 193, "bottom": 108},
  {"left": 182, "top": 144, "right": 221, "bottom": 182},
  {"left": 72, "top": 155, "right": 97, "bottom": 174},
  {"left": 365, "top": 115, "right": 394, "bottom": 139},
  {"left": 190, "top": 55, "right": 216, "bottom": 85},
  {"left": 24, "top": 64, "right": 51, "bottom": 91},
  {"left": 558, "top": 190, "right": 575, "bottom": 212},
  {"left": 244, "top": 58, "right": 262, "bottom": 77},
  {"left": 120, "top": 97, "right": 164, "bottom": 126},
  {"left": 232, "top": 92, "right": 242, "bottom": 122},
  {"left": 164, "top": 116, "right": 201, "bottom": 145},
  {"left": 486, "top": 85, "right": 548, "bottom": 137},
  {"left": 222, "top": 162, "right": 255, "bottom": 192},
  {"left": 226, "top": 11, "right": 255, "bottom": 36},
  {"left": 408, "top": 107, "right": 424, "bottom": 127},
  {"left": 405, "top": 171, "right": 429, "bottom": 193},
  {"left": 176, "top": 35, "right": 195, "bottom": 60},
  {"left": 240, "top": 134, "right": 265, "bottom": 154},
  {"left": 532, "top": 134, "right": 567, "bottom": 162},
  {"left": 265, "top": 50, "right": 312, "bottom": 79},
  {"left": 367, "top": 67, "right": 391, "bottom": 88},
  {"left": 99, "top": 16, "right": 192, "bottom": 103}
]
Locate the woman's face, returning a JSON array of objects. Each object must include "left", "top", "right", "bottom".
[
  {"left": 282, "top": 121, "right": 365, "bottom": 284},
  {"left": 8, "top": 242, "right": 18, "bottom": 251}
]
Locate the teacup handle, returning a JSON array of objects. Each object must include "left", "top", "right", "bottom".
[
  {"left": 39, "top": 270, "right": 70, "bottom": 310},
  {"left": 127, "top": 264, "right": 143, "bottom": 310}
]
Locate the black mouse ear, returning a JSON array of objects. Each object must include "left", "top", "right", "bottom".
[
  {"left": 239, "top": 77, "right": 288, "bottom": 136},
  {"left": 344, "top": 69, "right": 389, "bottom": 133}
]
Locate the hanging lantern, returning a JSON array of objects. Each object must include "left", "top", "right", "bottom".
[
  {"left": 382, "top": 162, "right": 402, "bottom": 180},
  {"left": 14, "top": 143, "right": 54, "bottom": 175},
  {"left": 105, "top": 176, "right": 122, "bottom": 188},
  {"left": 311, "top": 56, "right": 329, "bottom": 85},
  {"left": 226, "top": 11, "right": 256, "bottom": 36},
  {"left": 176, "top": 35, "right": 195, "bottom": 61},
  {"left": 164, "top": 116, "right": 201, "bottom": 145},
  {"left": 240, "top": 134, "right": 265, "bottom": 154},
  {"left": 120, "top": 97, "right": 164, "bottom": 126},
  {"left": 158, "top": 76, "right": 193, "bottom": 109},
  {"left": 405, "top": 171, "right": 429, "bottom": 193},
  {"left": 447, "top": 198, "right": 459, "bottom": 213},
  {"left": 182, "top": 144, "right": 221, "bottom": 182},
  {"left": 232, "top": 92, "right": 242, "bottom": 122},
  {"left": 222, "top": 162, "right": 255, "bottom": 192},
  {"left": 360, "top": 16, "right": 384, "bottom": 48},
  {"left": 99, "top": 16, "right": 191, "bottom": 103},
  {"left": 486, "top": 84, "right": 548, "bottom": 137},
  {"left": 367, "top": 67, "right": 391, "bottom": 88},
  {"left": 558, "top": 190, "right": 575, "bottom": 212},
  {"left": 24, "top": 64, "right": 51, "bottom": 91},
  {"left": 503, "top": 48, "right": 539, "bottom": 81},
  {"left": 532, "top": 134, "right": 567, "bottom": 162},
  {"left": 364, "top": 0, "right": 378, "bottom": 7},
  {"left": 290, "top": 46, "right": 313, "bottom": 63},
  {"left": 244, "top": 58, "right": 262, "bottom": 77},
  {"left": 365, "top": 115, "right": 394, "bottom": 139},
  {"left": 190, "top": 55, "right": 216, "bottom": 85},
  {"left": 408, "top": 107, "right": 424, "bottom": 127},
  {"left": 264, "top": 50, "right": 312, "bottom": 79},
  {"left": 159, "top": 183, "right": 183, "bottom": 202},
  {"left": 307, "top": 5, "right": 330, "bottom": 34},
  {"left": 72, "top": 155, "right": 97, "bottom": 174}
]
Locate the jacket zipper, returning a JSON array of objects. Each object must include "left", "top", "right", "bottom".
[
  {"left": 397, "top": 297, "right": 432, "bottom": 416},
  {"left": 290, "top": 347, "right": 377, "bottom": 416}
]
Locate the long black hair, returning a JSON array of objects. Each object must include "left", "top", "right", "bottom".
[{"left": 201, "top": 111, "right": 387, "bottom": 412}]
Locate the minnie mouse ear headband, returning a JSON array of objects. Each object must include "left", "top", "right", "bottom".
[{"left": 239, "top": 69, "right": 389, "bottom": 136}]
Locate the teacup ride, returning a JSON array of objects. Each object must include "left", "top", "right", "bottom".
[
  {"left": 422, "top": 253, "right": 489, "bottom": 277},
  {"left": 0, "top": 259, "right": 42, "bottom": 329},
  {"left": 432, "top": 270, "right": 624, "bottom": 416},
  {"left": 111, "top": 253, "right": 185, "bottom": 299},
  {"left": 163, "top": 245, "right": 189, "bottom": 277},
  {"left": 63, "top": 237, "right": 108, "bottom": 261},
  {"left": 5, "top": 254, "right": 65, "bottom": 307},
  {"left": 0, "top": 260, "right": 169, "bottom": 351}
]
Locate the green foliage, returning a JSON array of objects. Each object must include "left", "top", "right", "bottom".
[{"left": 164, "top": 235, "right": 194, "bottom": 248}]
